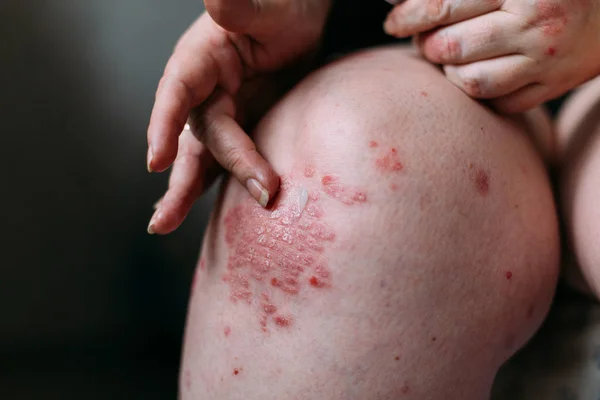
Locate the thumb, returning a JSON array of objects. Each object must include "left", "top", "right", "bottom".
[{"left": 204, "top": 0, "right": 287, "bottom": 33}]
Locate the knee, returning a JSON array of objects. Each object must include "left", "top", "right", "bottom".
[{"left": 249, "top": 47, "right": 559, "bottom": 375}]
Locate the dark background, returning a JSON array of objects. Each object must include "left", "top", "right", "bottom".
[{"left": 1, "top": 1, "right": 213, "bottom": 398}]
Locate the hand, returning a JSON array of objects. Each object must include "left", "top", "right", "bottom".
[
  {"left": 383, "top": 0, "right": 600, "bottom": 113},
  {"left": 147, "top": 0, "right": 331, "bottom": 234}
]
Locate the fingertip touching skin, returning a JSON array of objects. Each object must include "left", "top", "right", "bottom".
[
  {"left": 147, "top": 1, "right": 335, "bottom": 232},
  {"left": 220, "top": 172, "right": 357, "bottom": 333}
]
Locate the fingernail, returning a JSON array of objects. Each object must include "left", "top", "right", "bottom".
[
  {"left": 246, "top": 178, "right": 269, "bottom": 208},
  {"left": 147, "top": 210, "right": 159, "bottom": 234},
  {"left": 147, "top": 147, "right": 154, "bottom": 173}
]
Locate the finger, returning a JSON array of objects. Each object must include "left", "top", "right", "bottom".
[
  {"left": 148, "top": 128, "right": 221, "bottom": 235},
  {"left": 443, "top": 54, "right": 539, "bottom": 99},
  {"left": 147, "top": 15, "right": 242, "bottom": 173},
  {"left": 191, "top": 90, "right": 280, "bottom": 208},
  {"left": 384, "top": 0, "right": 503, "bottom": 38},
  {"left": 205, "top": 0, "right": 294, "bottom": 35},
  {"left": 491, "top": 83, "right": 551, "bottom": 114},
  {"left": 418, "top": 11, "right": 521, "bottom": 64}
]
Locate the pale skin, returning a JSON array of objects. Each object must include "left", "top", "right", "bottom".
[
  {"left": 384, "top": 0, "right": 600, "bottom": 113},
  {"left": 147, "top": 0, "right": 600, "bottom": 230},
  {"left": 146, "top": 0, "right": 332, "bottom": 233},
  {"left": 144, "top": 0, "right": 600, "bottom": 397},
  {"left": 180, "top": 47, "right": 559, "bottom": 399},
  {"left": 557, "top": 75, "right": 600, "bottom": 299}
]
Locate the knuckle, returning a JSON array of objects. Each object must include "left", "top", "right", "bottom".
[
  {"left": 427, "top": 0, "right": 451, "bottom": 22},
  {"left": 222, "top": 147, "right": 250, "bottom": 173},
  {"left": 444, "top": 35, "right": 461, "bottom": 61},
  {"left": 458, "top": 71, "right": 486, "bottom": 97},
  {"left": 429, "top": 32, "right": 461, "bottom": 62}
]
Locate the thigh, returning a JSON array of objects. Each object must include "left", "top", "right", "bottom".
[
  {"left": 557, "top": 75, "right": 600, "bottom": 299},
  {"left": 181, "top": 47, "right": 560, "bottom": 400}
]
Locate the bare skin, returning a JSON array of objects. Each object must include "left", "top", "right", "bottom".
[
  {"left": 147, "top": 0, "right": 600, "bottom": 233},
  {"left": 557, "top": 75, "right": 600, "bottom": 299},
  {"left": 385, "top": 0, "right": 600, "bottom": 113},
  {"left": 146, "top": 0, "right": 332, "bottom": 228},
  {"left": 180, "top": 47, "right": 560, "bottom": 400}
]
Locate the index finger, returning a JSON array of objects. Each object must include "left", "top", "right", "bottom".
[
  {"left": 384, "top": 0, "right": 503, "bottom": 38},
  {"left": 147, "top": 14, "right": 241, "bottom": 172}
]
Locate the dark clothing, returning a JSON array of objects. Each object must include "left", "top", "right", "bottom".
[{"left": 321, "top": 0, "right": 398, "bottom": 57}]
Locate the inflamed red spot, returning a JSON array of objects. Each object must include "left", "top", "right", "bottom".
[
  {"left": 309, "top": 275, "right": 327, "bottom": 288},
  {"left": 469, "top": 165, "right": 490, "bottom": 197},
  {"left": 375, "top": 148, "right": 404, "bottom": 173},
  {"left": 274, "top": 315, "right": 293, "bottom": 327},
  {"left": 400, "top": 384, "right": 411, "bottom": 395},
  {"left": 535, "top": 1, "right": 568, "bottom": 37},
  {"left": 321, "top": 175, "right": 368, "bottom": 205},
  {"left": 304, "top": 165, "right": 315, "bottom": 178}
]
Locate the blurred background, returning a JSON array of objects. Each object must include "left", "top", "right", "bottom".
[{"left": 1, "top": 0, "right": 214, "bottom": 398}]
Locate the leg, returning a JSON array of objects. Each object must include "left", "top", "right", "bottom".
[
  {"left": 181, "top": 47, "right": 559, "bottom": 399},
  {"left": 557, "top": 75, "right": 600, "bottom": 298}
]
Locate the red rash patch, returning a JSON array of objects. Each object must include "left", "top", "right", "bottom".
[
  {"left": 505, "top": 271, "right": 513, "bottom": 280},
  {"left": 369, "top": 140, "right": 379, "bottom": 148},
  {"left": 223, "top": 177, "right": 335, "bottom": 332},
  {"left": 224, "top": 326, "right": 231, "bottom": 337},
  {"left": 469, "top": 164, "right": 490, "bottom": 196},
  {"left": 304, "top": 165, "right": 315, "bottom": 178},
  {"left": 420, "top": 91, "right": 429, "bottom": 97},
  {"left": 274, "top": 315, "right": 293, "bottom": 327},
  {"left": 475, "top": 170, "right": 489, "bottom": 196},
  {"left": 199, "top": 258, "right": 206, "bottom": 270},
  {"left": 535, "top": 1, "right": 568, "bottom": 36},
  {"left": 321, "top": 175, "right": 367, "bottom": 205},
  {"left": 233, "top": 368, "right": 240, "bottom": 376},
  {"left": 309, "top": 275, "right": 328, "bottom": 288},
  {"left": 400, "top": 384, "right": 411, "bottom": 395},
  {"left": 546, "top": 46, "right": 556, "bottom": 56},
  {"left": 375, "top": 148, "right": 404, "bottom": 173}
]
